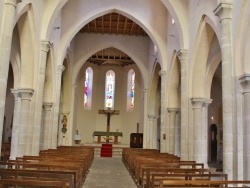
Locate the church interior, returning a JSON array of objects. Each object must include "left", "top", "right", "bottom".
[{"left": 1, "top": 0, "right": 250, "bottom": 187}]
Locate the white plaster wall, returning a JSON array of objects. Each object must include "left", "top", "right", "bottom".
[
  {"left": 75, "top": 62, "right": 142, "bottom": 144},
  {"left": 73, "top": 33, "right": 149, "bottom": 87}
]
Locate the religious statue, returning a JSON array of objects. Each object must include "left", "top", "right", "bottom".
[{"left": 61, "top": 115, "right": 67, "bottom": 134}]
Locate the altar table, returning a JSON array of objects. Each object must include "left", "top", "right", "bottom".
[{"left": 93, "top": 131, "right": 123, "bottom": 144}]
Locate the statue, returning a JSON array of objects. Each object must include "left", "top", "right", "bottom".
[{"left": 61, "top": 115, "right": 67, "bottom": 134}]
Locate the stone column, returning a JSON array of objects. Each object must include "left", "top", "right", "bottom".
[
  {"left": 0, "top": 0, "right": 19, "bottom": 157},
  {"left": 51, "top": 65, "right": 64, "bottom": 149},
  {"left": 239, "top": 74, "right": 250, "bottom": 180},
  {"left": 9, "top": 89, "right": 20, "bottom": 159},
  {"left": 191, "top": 98, "right": 207, "bottom": 165},
  {"left": 148, "top": 115, "right": 156, "bottom": 149},
  {"left": 143, "top": 89, "right": 148, "bottom": 149},
  {"left": 31, "top": 41, "right": 51, "bottom": 155},
  {"left": 159, "top": 70, "right": 167, "bottom": 153},
  {"left": 214, "top": 3, "right": 234, "bottom": 179},
  {"left": 41, "top": 102, "right": 53, "bottom": 150},
  {"left": 18, "top": 88, "right": 34, "bottom": 157},
  {"left": 69, "top": 84, "right": 77, "bottom": 145},
  {"left": 203, "top": 99, "right": 213, "bottom": 167},
  {"left": 177, "top": 49, "right": 189, "bottom": 160},
  {"left": 168, "top": 108, "right": 179, "bottom": 154},
  {"left": 175, "top": 109, "right": 181, "bottom": 156}
]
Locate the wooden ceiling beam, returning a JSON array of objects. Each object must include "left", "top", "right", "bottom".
[
  {"left": 109, "top": 13, "right": 112, "bottom": 34},
  {"left": 130, "top": 22, "right": 134, "bottom": 35},
  {"left": 123, "top": 17, "right": 127, "bottom": 35},
  {"left": 116, "top": 14, "right": 120, "bottom": 35},
  {"left": 102, "top": 16, "right": 104, "bottom": 34},
  {"left": 94, "top": 19, "right": 97, "bottom": 33}
]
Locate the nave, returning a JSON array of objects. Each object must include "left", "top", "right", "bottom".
[{"left": 83, "top": 157, "right": 136, "bottom": 188}]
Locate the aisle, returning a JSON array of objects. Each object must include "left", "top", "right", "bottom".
[{"left": 83, "top": 157, "right": 136, "bottom": 188}]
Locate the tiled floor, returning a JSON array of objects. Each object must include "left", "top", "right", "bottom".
[{"left": 83, "top": 157, "right": 137, "bottom": 188}]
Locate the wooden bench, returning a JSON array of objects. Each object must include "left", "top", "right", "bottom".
[
  {"left": 0, "top": 179, "right": 68, "bottom": 187},
  {"left": 0, "top": 168, "right": 74, "bottom": 187},
  {"left": 159, "top": 179, "right": 250, "bottom": 187},
  {"left": 140, "top": 168, "right": 217, "bottom": 188},
  {"left": 0, "top": 146, "right": 94, "bottom": 188}
]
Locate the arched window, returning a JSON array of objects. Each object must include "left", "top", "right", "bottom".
[
  {"left": 105, "top": 70, "right": 115, "bottom": 109},
  {"left": 84, "top": 67, "right": 93, "bottom": 110},
  {"left": 127, "top": 69, "right": 135, "bottom": 111}
]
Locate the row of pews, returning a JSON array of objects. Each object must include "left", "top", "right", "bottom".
[
  {"left": 122, "top": 148, "right": 250, "bottom": 188},
  {"left": 0, "top": 146, "right": 94, "bottom": 188}
]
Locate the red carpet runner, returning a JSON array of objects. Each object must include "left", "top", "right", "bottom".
[{"left": 100, "top": 144, "right": 112, "bottom": 157}]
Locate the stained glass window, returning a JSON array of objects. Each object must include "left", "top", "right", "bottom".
[
  {"left": 127, "top": 69, "right": 135, "bottom": 110},
  {"left": 84, "top": 67, "right": 93, "bottom": 110},
  {"left": 105, "top": 70, "right": 115, "bottom": 109}
]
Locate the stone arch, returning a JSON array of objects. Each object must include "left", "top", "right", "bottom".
[
  {"left": 167, "top": 51, "right": 181, "bottom": 108},
  {"left": 43, "top": 50, "right": 54, "bottom": 103},
  {"left": 57, "top": 2, "right": 169, "bottom": 71},
  {"left": 235, "top": 0, "right": 250, "bottom": 75},
  {"left": 10, "top": 25, "right": 21, "bottom": 89},
  {"left": 160, "top": 0, "right": 188, "bottom": 49},
  {"left": 72, "top": 34, "right": 149, "bottom": 89},
  {"left": 191, "top": 15, "right": 219, "bottom": 98},
  {"left": 17, "top": 4, "right": 37, "bottom": 88}
]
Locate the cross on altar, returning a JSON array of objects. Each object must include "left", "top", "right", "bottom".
[{"left": 98, "top": 108, "right": 119, "bottom": 132}]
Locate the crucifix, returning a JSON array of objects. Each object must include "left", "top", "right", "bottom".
[{"left": 98, "top": 108, "right": 120, "bottom": 132}]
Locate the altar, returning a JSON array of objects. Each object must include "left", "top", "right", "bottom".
[{"left": 93, "top": 131, "right": 123, "bottom": 144}]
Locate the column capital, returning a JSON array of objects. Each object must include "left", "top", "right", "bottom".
[
  {"left": 167, "top": 107, "right": 180, "bottom": 113},
  {"left": 239, "top": 74, "right": 250, "bottom": 94},
  {"left": 148, "top": 114, "right": 156, "bottom": 119},
  {"left": 191, "top": 97, "right": 206, "bottom": 109},
  {"left": 57, "top": 65, "right": 65, "bottom": 74},
  {"left": 204, "top": 99, "right": 213, "bottom": 108},
  {"left": 43, "top": 102, "right": 53, "bottom": 111},
  {"left": 214, "top": 3, "right": 233, "bottom": 21},
  {"left": 4, "top": 0, "right": 20, "bottom": 7},
  {"left": 40, "top": 40, "right": 51, "bottom": 53},
  {"left": 159, "top": 70, "right": 167, "bottom": 77},
  {"left": 11, "top": 88, "right": 19, "bottom": 101},
  {"left": 177, "top": 49, "right": 188, "bottom": 61},
  {"left": 18, "top": 88, "right": 34, "bottom": 101}
]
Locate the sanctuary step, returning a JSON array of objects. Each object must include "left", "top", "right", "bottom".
[{"left": 83, "top": 143, "right": 129, "bottom": 158}]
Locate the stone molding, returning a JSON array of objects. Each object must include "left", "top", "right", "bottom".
[
  {"left": 239, "top": 74, "right": 250, "bottom": 94},
  {"left": 57, "top": 65, "right": 65, "bottom": 74},
  {"left": 214, "top": 3, "right": 233, "bottom": 21},
  {"left": 191, "top": 97, "right": 206, "bottom": 109},
  {"left": 167, "top": 107, "right": 180, "bottom": 113},
  {"left": 177, "top": 49, "right": 188, "bottom": 61},
  {"left": 11, "top": 88, "right": 19, "bottom": 101},
  {"left": 4, "top": 0, "right": 19, "bottom": 7},
  {"left": 159, "top": 70, "right": 167, "bottom": 77},
  {"left": 43, "top": 102, "right": 53, "bottom": 111},
  {"left": 148, "top": 115, "right": 156, "bottom": 119},
  {"left": 40, "top": 40, "right": 51, "bottom": 53},
  {"left": 18, "top": 88, "right": 34, "bottom": 101}
]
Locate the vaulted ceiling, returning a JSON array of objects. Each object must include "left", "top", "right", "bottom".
[{"left": 80, "top": 13, "right": 148, "bottom": 66}]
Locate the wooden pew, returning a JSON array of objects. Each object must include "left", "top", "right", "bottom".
[
  {"left": 0, "top": 168, "right": 74, "bottom": 187},
  {"left": 0, "top": 146, "right": 94, "bottom": 188},
  {"left": 141, "top": 168, "right": 217, "bottom": 188},
  {"left": 159, "top": 179, "right": 250, "bottom": 187},
  {"left": 0, "top": 179, "right": 68, "bottom": 187}
]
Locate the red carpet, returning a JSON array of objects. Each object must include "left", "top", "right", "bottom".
[{"left": 100, "top": 144, "right": 112, "bottom": 157}]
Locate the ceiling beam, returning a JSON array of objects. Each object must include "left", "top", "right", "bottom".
[
  {"left": 123, "top": 17, "right": 127, "bottom": 35},
  {"left": 116, "top": 14, "right": 120, "bottom": 35}
]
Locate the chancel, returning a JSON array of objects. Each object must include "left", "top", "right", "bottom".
[{"left": 94, "top": 108, "right": 121, "bottom": 143}]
